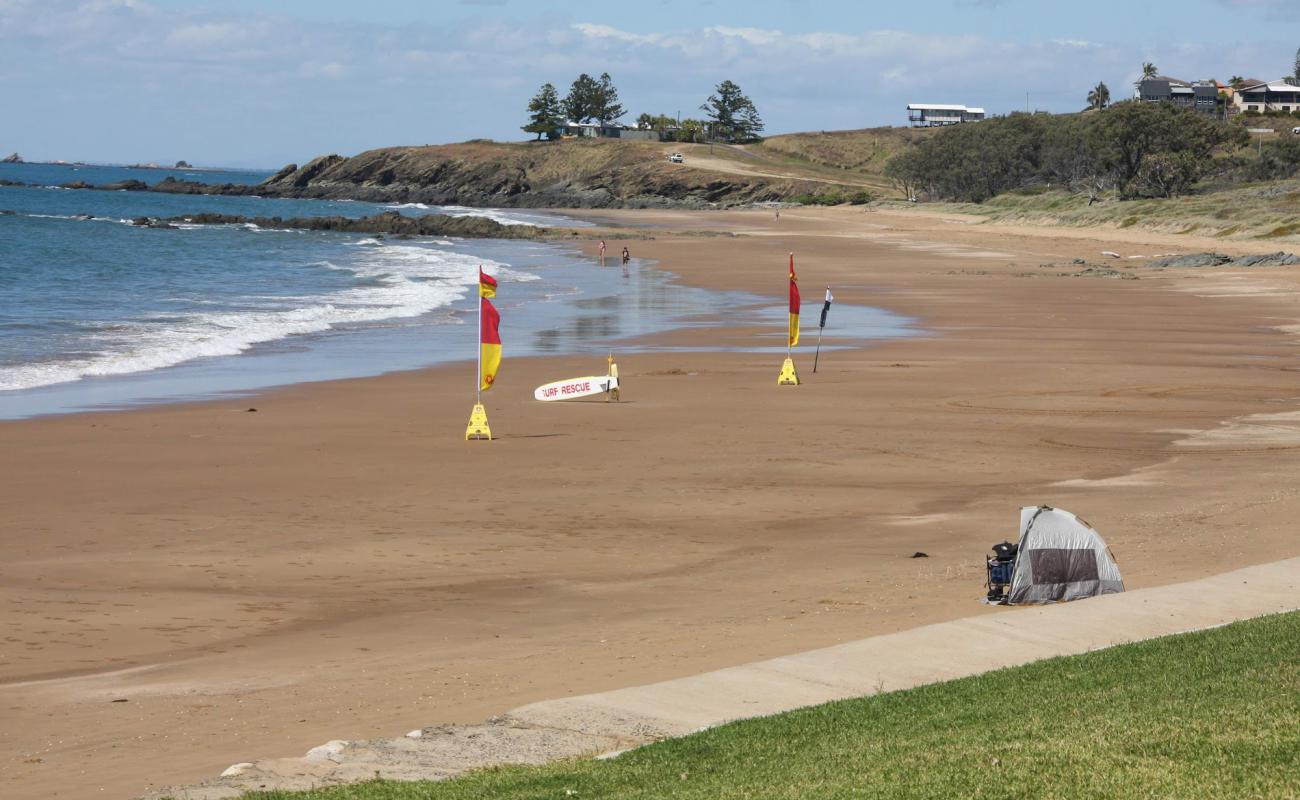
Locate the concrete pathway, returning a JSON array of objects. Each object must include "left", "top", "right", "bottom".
[{"left": 150, "top": 558, "right": 1300, "bottom": 799}]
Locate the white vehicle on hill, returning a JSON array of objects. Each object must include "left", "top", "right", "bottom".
[
  {"left": 667, "top": 153, "right": 684, "bottom": 163},
  {"left": 1292, "top": 126, "right": 1300, "bottom": 135}
]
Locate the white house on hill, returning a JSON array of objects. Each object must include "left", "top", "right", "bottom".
[{"left": 907, "top": 104, "right": 986, "bottom": 127}]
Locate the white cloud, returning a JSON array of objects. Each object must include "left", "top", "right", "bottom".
[{"left": 1, "top": 1, "right": 1294, "bottom": 166}]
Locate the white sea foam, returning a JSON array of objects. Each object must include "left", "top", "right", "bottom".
[
  {"left": 438, "top": 205, "right": 543, "bottom": 227},
  {"left": 382, "top": 203, "right": 543, "bottom": 227},
  {"left": 0, "top": 244, "right": 533, "bottom": 392}
]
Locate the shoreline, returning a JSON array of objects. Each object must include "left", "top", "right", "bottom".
[{"left": 6, "top": 207, "right": 1300, "bottom": 798}]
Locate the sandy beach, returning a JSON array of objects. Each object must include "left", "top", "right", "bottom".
[{"left": 4, "top": 207, "right": 1300, "bottom": 799}]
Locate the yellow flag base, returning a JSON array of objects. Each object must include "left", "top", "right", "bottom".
[
  {"left": 465, "top": 403, "right": 492, "bottom": 440},
  {"left": 777, "top": 357, "right": 800, "bottom": 386}
]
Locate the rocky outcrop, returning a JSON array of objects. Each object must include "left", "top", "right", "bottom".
[
  {"left": 163, "top": 211, "right": 558, "bottom": 239},
  {"left": 1150, "top": 252, "right": 1300, "bottom": 268},
  {"left": 1, "top": 152, "right": 20, "bottom": 164},
  {"left": 175, "top": 160, "right": 192, "bottom": 168},
  {"left": 192, "top": 141, "right": 841, "bottom": 208},
  {"left": 131, "top": 216, "right": 179, "bottom": 229}
]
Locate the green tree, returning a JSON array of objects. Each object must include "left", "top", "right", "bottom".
[
  {"left": 1230, "top": 75, "right": 1245, "bottom": 91},
  {"left": 1087, "top": 81, "right": 1111, "bottom": 110},
  {"left": 677, "top": 119, "right": 707, "bottom": 144},
  {"left": 522, "top": 83, "right": 563, "bottom": 140},
  {"left": 592, "top": 72, "right": 625, "bottom": 123},
  {"left": 562, "top": 73, "right": 602, "bottom": 123},
  {"left": 1088, "top": 101, "right": 1246, "bottom": 198},
  {"left": 635, "top": 113, "right": 680, "bottom": 138},
  {"left": 1142, "top": 62, "right": 1158, "bottom": 79},
  {"left": 701, "top": 80, "right": 764, "bottom": 142}
]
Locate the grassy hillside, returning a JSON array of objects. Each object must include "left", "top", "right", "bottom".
[
  {"left": 905, "top": 179, "right": 1300, "bottom": 242},
  {"left": 242, "top": 610, "right": 1300, "bottom": 800},
  {"left": 252, "top": 137, "right": 868, "bottom": 208},
  {"left": 749, "top": 126, "right": 932, "bottom": 190}
]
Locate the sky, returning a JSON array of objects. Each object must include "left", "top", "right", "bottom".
[{"left": 1, "top": 0, "right": 1298, "bottom": 168}]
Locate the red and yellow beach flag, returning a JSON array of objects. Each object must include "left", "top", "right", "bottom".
[
  {"left": 479, "top": 267, "right": 497, "bottom": 299},
  {"left": 788, "top": 252, "right": 800, "bottom": 348},
  {"left": 479, "top": 269, "right": 501, "bottom": 391}
]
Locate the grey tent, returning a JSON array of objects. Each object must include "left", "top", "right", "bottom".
[{"left": 1006, "top": 506, "right": 1124, "bottom": 604}]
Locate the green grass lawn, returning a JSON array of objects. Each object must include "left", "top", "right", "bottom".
[{"left": 245, "top": 611, "right": 1300, "bottom": 800}]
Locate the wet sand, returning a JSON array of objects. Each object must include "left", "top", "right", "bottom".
[{"left": 4, "top": 207, "right": 1300, "bottom": 798}]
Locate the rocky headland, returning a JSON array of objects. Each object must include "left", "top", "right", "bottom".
[{"left": 40, "top": 140, "right": 846, "bottom": 209}]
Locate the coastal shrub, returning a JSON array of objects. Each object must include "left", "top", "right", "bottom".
[
  {"left": 1246, "top": 137, "right": 1300, "bottom": 182},
  {"left": 885, "top": 102, "right": 1246, "bottom": 203},
  {"left": 791, "top": 192, "right": 852, "bottom": 206},
  {"left": 848, "top": 190, "right": 872, "bottom": 204}
]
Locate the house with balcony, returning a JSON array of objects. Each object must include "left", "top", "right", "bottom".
[
  {"left": 906, "top": 104, "right": 985, "bottom": 127},
  {"left": 1236, "top": 79, "right": 1300, "bottom": 113},
  {"left": 1135, "top": 77, "right": 1219, "bottom": 115}
]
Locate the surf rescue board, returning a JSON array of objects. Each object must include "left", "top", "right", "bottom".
[{"left": 534, "top": 376, "right": 619, "bottom": 401}]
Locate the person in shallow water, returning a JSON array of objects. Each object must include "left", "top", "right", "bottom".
[
  {"left": 622, "top": 246, "right": 630, "bottom": 265},
  {"left": 599, "top": 240, "right": 606, "bottom": 263}
]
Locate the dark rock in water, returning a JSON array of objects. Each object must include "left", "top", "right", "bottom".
[
  {"left": 61, "top": 180, "right": 94, "bottom": 190},
  {"left": 0, "top": 178, "right": 25, "bottom": 187},
  {"left": 131, "top": 216, "right": 178, "bottom": 229},
  {"left": 175, "top": 160, "right": 192, "bottom": 169},
  {"left": 910, "top": 552, "right": 929, "bottom": 559},
  {"left": 0, "top": 209, "right": 15, "bottom": 215},
  {"left": 149, "top": 176, "right": 260, "bottom": 197},
  {"left": 167, "top": 210, "right": 549, "bottom": 240},
  {"left": 101, "top": 179, "right": 148, "bottom": 191},
  {"left": 1, "top": 152, "right": 21, "bottom": 164}
]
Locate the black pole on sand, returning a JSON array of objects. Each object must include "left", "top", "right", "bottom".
[{"left": 813, "top": 286, "right": 830, "bottom": 373}]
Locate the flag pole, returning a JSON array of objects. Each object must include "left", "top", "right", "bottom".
[
  {"left": 476, "top": 267, "right": 482, "bottom": 407},
  {"left": 813, "top": 284, "right": 827, "bottom": 373},
  {"left": 786, "top": 252, "right": 793, "bottom": 359}
]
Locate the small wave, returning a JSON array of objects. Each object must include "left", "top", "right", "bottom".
[
  {"left": 437, "top": 205, "right": 542, "bottom": 227},
  {"left": 1, "top": 242, "right": 535, "bottom": 392}
]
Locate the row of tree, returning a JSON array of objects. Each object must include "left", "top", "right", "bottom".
[
  {"left": 885, "top": 102, "right": 1250, "bottom": 203},
  {"left": 523, "top": 73, "right": 625, "bottom": 138},
  {"left": 523, "top": 76, "right": 763, "bottom": 143}
]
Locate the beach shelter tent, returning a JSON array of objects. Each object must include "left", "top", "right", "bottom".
[{"left": 1006, "top": 506, "right": 1124, "bottom": 604}]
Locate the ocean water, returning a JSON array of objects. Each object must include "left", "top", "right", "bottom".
[{"left": 0, "top": 162, "right": 914, "bottom": 419}]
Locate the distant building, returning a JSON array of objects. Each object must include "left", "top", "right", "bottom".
[
  {"left": 1236, "top": 79, "right": 1300, "bottom": 113},
  {"left": 1135, "top": 77, "right": 1219, "bottom": 115},
  {"left": 906, "top": 104, "right": 985, "bottom": 127},
  {"left": 556, "top": 121, "right": 660, "bottom": 141}
]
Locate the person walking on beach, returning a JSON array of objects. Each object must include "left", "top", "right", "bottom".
[
  {"left": 621, "top": 246, "right": 630, "bottom": 265},
  {"left": 598, "top": 240, "right": 607, "bottom": 264}
]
